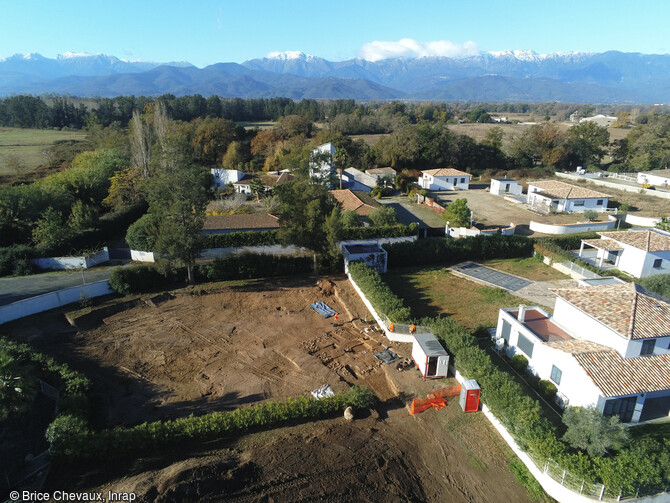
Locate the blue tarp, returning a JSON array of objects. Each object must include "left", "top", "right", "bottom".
[{"left": 310, "top": 301, "right": 337, "bottom": 318}]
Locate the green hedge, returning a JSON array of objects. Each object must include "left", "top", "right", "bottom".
[
  {"left": 204, "top": 230, "right": 280, "bottom": 248},
  {"left": 0, "top": 244, "right": 35, "bottom": 277},
  {"left": 109, "top": 265, "right": 181, "bottom": 295},
  {"left": 49, "top": 386, "right": 375, "bottom": 461},
  {"left": 341, "top": 223, "right": 418, "bottom": 240},
  {"left": 385, "top": 234, "right": 534, "bottom": 268},
  {"left": 347, "top": 261, "right": 411, "bottom": 322},
  {"left": 198, "top": 253, "right": 312, "bottom": 281}
]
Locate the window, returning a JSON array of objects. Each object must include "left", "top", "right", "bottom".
[
  {"left": 500, "top": 320, "right": 511, "bottom": 343},
  {"left": 641, "top": 339, "right": 656, "bottom": 356},
  {"left": 460, "top": 178, "right": 466, "bottom": 184},
  {"left": 653, "top": 258, "right": 663, "bottom": 268},
  {"left": 603, "top": 396, "right": 637, "bottom": 423},
  {"left": 550, "top": 365, "right": 562, "bottom": 385},
  {"left": 573, "top": 201, "right": 585, "bottom": 207},
  {"left": 517, "top": 333, "right": 534, "bottom": 358},
  {"left": 596, "top": 199, "right": 603, "bottom": 205}
]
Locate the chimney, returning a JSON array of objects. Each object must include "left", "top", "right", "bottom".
[{"left": 518, "top": 305, "right": 527, "bottom": 323}]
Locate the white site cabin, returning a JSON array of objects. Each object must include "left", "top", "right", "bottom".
[{"left": 412, "top": 333, "right": 450, "bottom": 378}]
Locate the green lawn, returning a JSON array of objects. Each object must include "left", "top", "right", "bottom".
[
  {"left": 481, "top": 257, "right": 569, "bottom": 282},
  {"left": 0, "top": 127, "right": 87, "bottom": 175},
  {"left": 383, "top": 265, "right": 522, "bottom": 330}
]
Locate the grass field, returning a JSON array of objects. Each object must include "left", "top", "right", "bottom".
[
  {"left": 0, "top": 127, "right": 87, "bottom": 175},
  {"left": 481, "top": 257, "right": 569, "bottom": 282},
  {"left": 384, "top": 265, "right": 522, "bottom": 330}
]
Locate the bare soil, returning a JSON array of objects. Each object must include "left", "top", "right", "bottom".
[{"left": 4, "top": 276, "right": 533, "bottom": 502}]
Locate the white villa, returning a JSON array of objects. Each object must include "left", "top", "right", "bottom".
[
  {"left": 578, "top": 229, "right": 670, "bottom": 278},
  {"left": 490, "top": 178, "right": 522, "bottom": 196},
  {"left": 526, "top": 180, "right": 610, "bottom": 213},
  {"left": 495, "top": 283, "right": 670, "bottom": 423},
  {"left": 419, "top": 168, "right": 470, "bottom": 191}
]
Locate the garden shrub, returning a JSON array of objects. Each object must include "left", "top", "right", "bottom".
[
  {"left": 198, "top": 253, "right": 312, "bottom": 281},
  {"left": 511, "top": 354, "right": 529, "bottom": 373},
  {"left": 108, "top": 265, "right": 179, "bottom": 295},
  {"left": 0, "top": 244, "right": 35, "bottom": 277},
  {"left": 347, "top": 261, "right": 411, "bottom": 322}
]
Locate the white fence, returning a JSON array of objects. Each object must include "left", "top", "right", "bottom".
[
  {"left": 556, "top": 172, "right": 670, "bottom": 200},
  {"left": 542, "top": 256, "right": 601, "bottom": 280},
  {"left": 529, "top": 216, "right": 618, "bottom": 235},
  {"left": 32, "top": 248, "right": 109, "bottom": 270},
  {"left": 625, "top": 214, "right": 663, "bottom": 227},
  {"left": 0, "top": 280, "right": 113, "bottom": 325}
]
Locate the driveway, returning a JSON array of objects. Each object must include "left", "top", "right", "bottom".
[{"left": 0, "top": 267, "right": 113, "bottom": 306}]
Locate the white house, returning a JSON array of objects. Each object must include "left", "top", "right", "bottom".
[
  {"left": 490, "top": 178, "right": 523, "bottom": 196},
  {"left": 637, "top": 169, "right": 670, "bottom": 188},
  {"left": 578, "top": 229, "right": 670, "bottom": 278},
  {"left": 342, "top": 167, "right": 377, "bottom": 193},
  {"left": 495, "top": 283, "right": 670, "bottom": 423},
  {"left": 526, "top": 180, "right": 610, "bottom": 213},
  {"left": 419, "top": 168, "right": 470, "bottom": 191},
  {"left": 341, "top": 243, "right": 387, "bottom": 274},
  {"left": 366, "top": 167, "right": 396, "bottom": 184},
  {"left": 579, "top": 114, "right": 618, "bottom": 127},
  {"left": 211, "top": 169, "right": 245, "bottom": 189},
  {"left": 309, "top": 143, "right": 336, "bottom": 188},
  {"left": 233, "top": 171, "right": 294, "bottom": 195}
]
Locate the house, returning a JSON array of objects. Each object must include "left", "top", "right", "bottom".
[
  {"left": 329, "top": 189, "right": 382, "bottom": 217},
  {"left": 526, "top": 180, "right": 610, "bottom": 213},
  {"left": 494, "top": 283, "right": 670, "bottom": 423},
  {"left": 490, "top": 178, "right": 523, "bottom": 196},
  {"left": 309, "top": 143, "right": 336, "bottom": 188},
  {"left": 637, "top": 169, "right": 670, "bottom": 188},
  {"left": 341, "top": 167, "right": 377, "bottom": 193},
  {"left": 233, "top": 171, "right": 294, "bottom": 194},
  {"left": 578, "top": 229, "right": 670, "bottom": 278},
  {"left": 579, "top": 114, "right": 618, "bottom": 127},
  {"left": 366, "top": 167, "right": 396, "bottom": 181},
  {"left": 202, "top": 213, "right": 280, "bottom": 234},
  {"left": 211, "top": 169, "right": 245, "bottom": 189},
  {"left": 418, "top": 168, "right": 470, "bottom": 191},
  {"left": 341, "top": 243, "right": 387, "bottom": 274}
]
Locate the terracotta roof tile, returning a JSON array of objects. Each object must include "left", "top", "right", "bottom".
[
  {"left": 545, "top": 339, "right": 612, "bottom": 354},
  {"left": 529, "top": 180, "right": 610, "bottom": 199},
  {"left": 422, "top": 168, "right": 470, "bottom": 178},
  {"left": 581, "top": 238, "right": 624, "bottom": 250},
  {"left": 552, "top": 283, "right": 670, "bottom": 339},
  {"left": 203, "top": 213, "right": 280, "bottom": 231},
  {"left": 598, "top": 229, "right": 670, "bottom": 252},
  {"left": 573, "top": 352, "right": 670, "bottom": 397},
  {"left": 330, "top": 189, "right": 381, "bottom": 216}
]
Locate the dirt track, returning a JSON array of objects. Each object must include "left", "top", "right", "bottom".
[{"left": 6, "top": 276, "right": 533, "bottom": 502}]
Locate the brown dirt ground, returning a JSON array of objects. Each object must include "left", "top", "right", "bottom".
[{"left": 4, "top": 276, "right": 533, "bottom": 502}]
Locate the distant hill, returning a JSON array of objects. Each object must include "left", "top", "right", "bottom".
[{"left": 1, "top": 50, "right": 669, "bottom": 103}]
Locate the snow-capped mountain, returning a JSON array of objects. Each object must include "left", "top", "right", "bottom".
[{"left": 1, "top": 49, "right": 669, "bottom": 102}]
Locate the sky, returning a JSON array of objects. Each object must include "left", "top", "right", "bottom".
[{"left": 0, "top": 0, "right": 668, "bottom": 67}]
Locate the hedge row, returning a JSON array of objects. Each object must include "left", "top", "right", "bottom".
[
  {"left": 48, "top": 386, "right": 375, "bottom": 461},
  {"left": 385, "top": 234, "right": 534, "bottom": 268},
  {"left": 0, "top": 245, "right": 35, "bottom": 277},
  {"left": 0, "top": 337, "right": 91, "bottom": 417},
  {"left": 109, "top": 254, "right": 313, "bottom": 294},
  {"left": 202, "top": 224, "right": 418, "bottom": 250},
  {"left": 347, "top": 261, "right": 411, "bottom": 322}
]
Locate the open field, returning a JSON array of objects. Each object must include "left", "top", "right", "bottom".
[
  {"left": 0, "top": 127, "right": 87, "bottom": 176},
  {"left": 3, "top": 275, "right": 533, "bottom": 502},
  {"left": 384, "top": 266, "right": 523, "bottom": 330},
  {"left": 481, "top": 257, "right": 570, "bottom": 282}
]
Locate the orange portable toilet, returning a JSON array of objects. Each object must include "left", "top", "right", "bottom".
[{"left": 459, "top": 379, "right": 481, "bottom": 413}]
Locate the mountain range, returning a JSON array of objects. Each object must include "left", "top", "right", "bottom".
[{"left": 1, "top": 50, "right": 669, "bottom": 103}]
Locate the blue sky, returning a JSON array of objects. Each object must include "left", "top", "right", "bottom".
[{"left": 0, "top": 0, "right": 668, "bottom": 67}]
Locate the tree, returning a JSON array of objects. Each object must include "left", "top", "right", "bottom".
[
  {"left": 583, "top": 210, "right": 599, "bottom": 222},
  {"left": 32, "top": 207, "right": 73, "bottom": 252},
  {"left": 68, "top": 200, "right": 99, "bottom": 233},
  {"left": 275, "top": 179, "right": 337, "bottom": 270},
  {"left": 249, "top": 178, "right": 266, "bottom": 201},
  {"left": 341, "top": 210, "right": 363, "bottom": 227},
  {"left": 144, "top": 127, "right": 208, "bottom": 284},
  {"left": 562, "top": 406, "right": 630, "bottom": 457},
  {"left": 657, "top": 217, "right": 670, "bottom": 232},
  {"left": 368, "top": 206, "right": 398, "bottom": 227},
  {"left": 0, "top": 352, "right": 35, "bottom": 419},
  {"left": 445, "top": 199, "right": 471, "bottom": 228},
  {"left": 563, "top": 121, "right": 610, "bottom": 169}
]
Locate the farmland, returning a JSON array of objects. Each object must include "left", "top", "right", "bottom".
[{"left": 0, "top": 127, "right": 87, "bottom": 176}]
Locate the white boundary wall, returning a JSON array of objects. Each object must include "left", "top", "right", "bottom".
[
  {"left": 347, "top": 273, "right": 414, "bottom": 343},
  {"left": 529, "top": 216, "right": 617, "bottom": 235},
  {"left": 32, "top": 248, "right": 109, "bottom": 270},
  {"left": 625, "top": 214, "right": 663, "bottom": 227},
  {"left": 556, "top": 172, "right": 670, "bottom": 201},
  {"left": 0, "top": 281, "right": 113, "bottom": 325}
]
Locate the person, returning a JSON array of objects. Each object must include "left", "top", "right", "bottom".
[
  {"left": 409, "top": 324, "right": 416, "bottom": 335},
  {"left": 388, "top": 322, "right": 394, "bottom": 332},
  {"left": 334, "top": 313, "right": 338, "bottom": 321}
]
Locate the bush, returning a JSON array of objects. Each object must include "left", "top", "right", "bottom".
[
  {"left": 46, "top": 414, "right": 90, "bottom": 455},
  {"left": 109, "top": 265, "right": 179, "bottom": 295},
  {"left": 639, "top": 273, "right": 670, "bottom": 300},
  {"left": 0, "top": 244, "right": 35, "bottom": 277},
  {"left": 126, "top": 213, "right": 159, "bottom": 251},
  {"left": 341, "top": 223, "right": 417, "bottom": 240},
  {"left": 204, "top": 230, "right": 280, "bottom": 248},
  {"left": 511, "top": 354, "right": 529, "bottom": 373},
  {"left": 583, "top": 210, "right": 599, "bottom": 222},
  {"left": 537, "top": 379, "right": 557, "bottom": 399},
  {"left": 347, "top": 261, "right": 411, "bottom": 322}
]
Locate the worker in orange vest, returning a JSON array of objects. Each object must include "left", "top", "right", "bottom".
[
  {"left": 388, "top": 322, "right": 394, "bottom": 332},
  {"left": 409, "top": 324, "right": 416, "bottom": 335}
]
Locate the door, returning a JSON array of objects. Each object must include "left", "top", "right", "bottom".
[
  {"left": 426, "top": 357, "right": 438, "bottom": 377},
  {"left": 603, "top": 396, "right": 637, "bottom": 423},
  {"left": 436, "top": 356, "right": 449, "bottom": 377}
]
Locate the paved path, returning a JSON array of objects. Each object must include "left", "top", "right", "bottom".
[
  {"left": 0, "top": 268, "right": 113, "bottom": 306},
  {"left": 449, "top": 261, "right": 578, "bottom": 309}
]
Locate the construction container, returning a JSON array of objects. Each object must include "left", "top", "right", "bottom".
[
  {"left": 459, "top": 379, "right": 481, "bottom": 412},
  {"left": 411, "top": 333, "right": 449, "bottom": 378}
]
